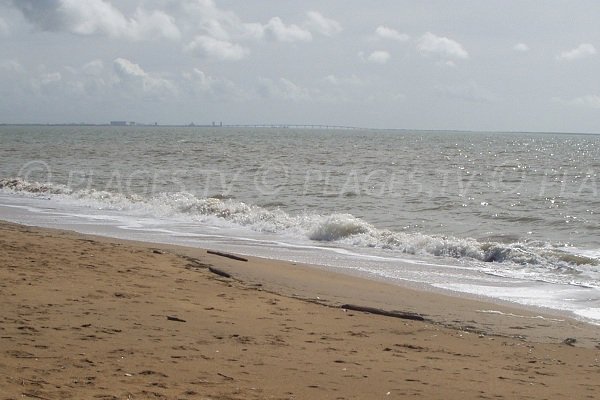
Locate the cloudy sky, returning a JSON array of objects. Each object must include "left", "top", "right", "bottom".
[{"left": 2, "top": 0, "right": 600, "bottom": 133}]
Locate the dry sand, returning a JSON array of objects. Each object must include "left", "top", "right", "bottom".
[{"left": 0, "top": 221, "right": 599, "bottom": 399}]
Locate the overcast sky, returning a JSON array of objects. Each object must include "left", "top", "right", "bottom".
[{"left": 2, "top": 0, "right": 600, "bottom": 132}]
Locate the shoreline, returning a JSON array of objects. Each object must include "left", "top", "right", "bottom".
[
  {"left": 1, "top": 191, "right": 598, "bottom": 329},
  {"left": 2, "top": 220, "right": 600, "bottom": 399},
  {"left": 3, "top": 220, "right": 599, "bottom": 344}
]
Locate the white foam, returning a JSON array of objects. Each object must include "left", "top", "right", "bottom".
[
  {"left": 2, "top": 188, "right": 600, "bottom": 324},
  {"left": 434, "top": 282, "right": 600, "bottom": 323},
  {"left": 1, "top": 176, "right": 599, "bottom": 282},
  {"left": 574, "top": 308, "right": 600, "bottom": 325},
  {"left": 476, "top": 309, "right": 564, "bottom": 322}
]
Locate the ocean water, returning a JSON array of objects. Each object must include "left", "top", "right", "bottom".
[{"left": 1, "top": 125, "right": 599, "bottom": 323}]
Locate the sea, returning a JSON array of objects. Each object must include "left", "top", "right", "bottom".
[{"left": 1, "top": 125, "right": 599, "bottom": 324}]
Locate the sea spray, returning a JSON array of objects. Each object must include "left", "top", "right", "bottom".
[{"left": 2, "top": 177, "right": 598, "bottom": 273}]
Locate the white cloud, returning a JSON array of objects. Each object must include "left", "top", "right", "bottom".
[
  {"left": 180, "top": 0, "right": 263, "bottom": 41},
  {"left": 3, "top": 59, "right": 110, "bottom": 99},
  {"left": 59, "top": 0, "right": 131, "bottom": 37},
  {"left": 183, "top": 68, "right": 217, "bottom": 92},
  {"left": 113, "top": 58, "right": 176, "bottom": 95},
  {"left": 304, "top": 11, "right": 341, "bottom": 36},
  {"left": 417, "top": 32, "right": 469, "bottom": 59},
  {"left": 179, "top": 3, "right": 332, "bottom": 43},
  {"left": 179, "top": 3, "right": 314, "bottom": 43},
  {"left": 11, "top": 0, "right": 328, "bottom": 60},
  {"left": 375, "top": 26, "right": 409, "bottom": 42},
  {"left": 513, "top": 43, "right": 529, "bottom": 52},
  {"left": 553, "top": 95, "right": 600, "bottom": 108},
  {"left": 365, "top": 50, "right": 391, "bottom": 64},
  {"left": 184, "top": 35, "right": 249, "bottom": 61},
  {"left": 182, "top": 68, "right": 242, "bottom": 99},
  {"left": 114, "top": 58, "right": 145, "bottom": 79},
  {"left": 131, "top": 8, "right": 181, "bottom": 41},
  {"left": 264, "top": 17, "right": 312, "bottom": 42},
  {"left": 258, "top": 77, "right": 311, "bottom": 101},
  {"left": 13, "top": 0, "right": 181, "bottom": 41},
  {"left": 557, "top": 43, "right": 597, "bottom": 61},
  {"left": 0, "top": 61, "right": 70, "bottom": 99}
]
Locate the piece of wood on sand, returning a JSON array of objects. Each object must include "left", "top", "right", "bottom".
[
  {"left": 208, "top": 266, "right": 232, "bottom": 278},
  {"left": 340, "top": 304, "right": 425, "bottom": 321},
  {"left": 207, "top": 250, "right": 248, "bottom": 262}
]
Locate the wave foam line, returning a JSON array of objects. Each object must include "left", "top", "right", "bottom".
[
  {"left": 476, "top": 310, "right": 564, "bottom": 322},
  {"left": 1, "top": 177, "right": 598, "bottom": 271}
]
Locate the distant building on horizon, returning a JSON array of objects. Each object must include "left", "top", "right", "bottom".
[{"left": 110, "top": 121, "right": 136, "bottom": 126}]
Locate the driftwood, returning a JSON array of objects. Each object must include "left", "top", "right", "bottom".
[
  {"left": 207, "top": 250, "right": 248, "bottom": 262},
  {"left": 208, "top": 267, "right": 232, "bottom": 279},
  {"left": 166, "top": 316, "right": 186, "bottom": 323},
  {"left": 217, "top": 372, "right": 234, "bottom": 381},
  {"left": 340, "top": 304, "right": 425, "bottom": 321},
  {"left": 22, "top": 394, "right": 52, "bottom": 400}
]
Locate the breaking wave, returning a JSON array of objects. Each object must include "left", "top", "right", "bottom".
[{"left": 1, "top": 177, "right": 598, "bottom": 271}]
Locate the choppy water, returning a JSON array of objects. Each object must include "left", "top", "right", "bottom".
[{"left": 1, "top": 125, "right": 599, "bottom": 323}]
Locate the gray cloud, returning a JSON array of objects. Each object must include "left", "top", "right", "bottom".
[
  {"left": 11, "top": 0, "right": 65, "bottom": 31},
  {"left": 12, "top": 0, "right": 180, "bottom": 40}
]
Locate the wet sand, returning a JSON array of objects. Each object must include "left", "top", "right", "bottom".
[{"left": 1, "top": 221, "right": 599, "bottom": 399}]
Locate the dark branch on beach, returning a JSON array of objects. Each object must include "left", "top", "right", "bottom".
[
  {"left": 217, "top": 372, "right": 234, "bottom": 380},
  {"left": 340, "top": 304, "right": 425, "bottom": 321},
  {"left": 166, "top": 316, "right": 187, "bottom": 323},
  {"left": 208, "top": 267, "right": 232, "bottom": 279},
  {"left": 207, "top": 250, "right": 248, "bottom": 262}
]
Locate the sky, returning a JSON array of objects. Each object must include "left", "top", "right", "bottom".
[{"left": 1, "top": 0, "right": 600, "bottom": 133}]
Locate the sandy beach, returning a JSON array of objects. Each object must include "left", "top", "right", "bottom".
[{"left": 1, "top": 221, "right": 599, "bottom": 399}]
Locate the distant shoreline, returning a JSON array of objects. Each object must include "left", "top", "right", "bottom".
[{"left": 1, "top": 123, "right": 599, "bottom": 136}]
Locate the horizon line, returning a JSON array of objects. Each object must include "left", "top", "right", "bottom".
[{"left": 0, "top": 122, "right": 598, "bottom": 136}]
